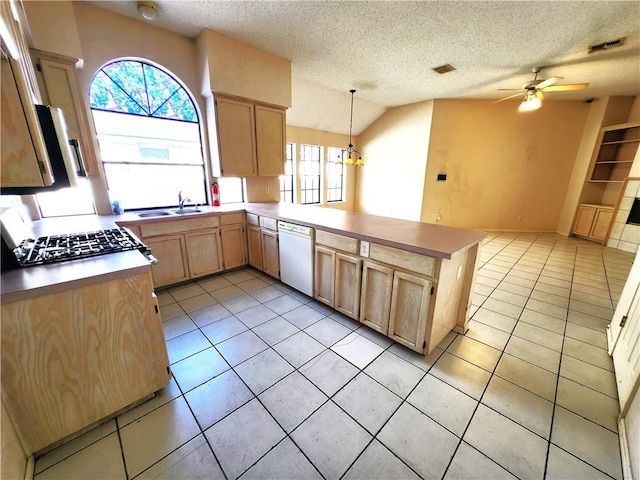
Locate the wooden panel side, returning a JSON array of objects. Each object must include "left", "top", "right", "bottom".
[
  {"left": 0, "top": 272, "right": 169, "bottom": 453},
  {"left": 185, "top": 229, "right": 224, "bottom": 277},
  {"left": 219, "top": 212, "right": 245, "bottom": 226},
  {"left": 370, "top": 243, "right": 435, "bottom": 277},
  {"left": 146, "top": 235, "right": 189, "bottom": 287},
  {"left": 255, "top": 105, "right": 285, "bottom": 176},
  {"left": 215, "top": 95, "right": 257, "bottom": 176},
  {"left": 388, "top": 271, "right": 431, "bottom": 353},
  {"left": 316, "top": 230, "right": 359, "bottom": 254},
  {"left": 220, "top": 225, "right": 247, "bottom": 270}
]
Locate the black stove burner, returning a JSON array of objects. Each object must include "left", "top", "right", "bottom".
[{"left": 13, "top": 228, "right": 150, "bottom": 266}]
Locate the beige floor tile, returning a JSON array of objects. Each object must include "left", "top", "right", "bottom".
[
  {"left": 222, "top": 269, "right": 257, "bottom": 283},
  {"left": 560, "top": 355, "right": 618, "bottom": 399},
  {"left": 472, "top": 308, "right": 517, "bottom": 333},
  {"left": 525, "top": 298, "right": 568, "bottom": 320},
  {"left": 508, "top": 269, "right": 539, "bottom": 281},
  {"left": 169, "top": 283, "right": 206, "bottom": 301},
  {"left": 533, "top": 281, "right": 570, "bottom": 298},
  {"left": 156, "top": 291, "right": 174, "bottom": 306},
  {"left": 430, "top": 352, "right": 492, "bottom": 400},
  {"left": 159, "top": 302, "right": 185, "bottom": 322},
  {"left": 197, "top": 275, "right": 232, "bottom": 292},
  {"left": 482, "top": 376, "right": 554, "bottom": 438},
  {"left": 567, "top": 310, "right": 611, "bottom": 332},
  {"left": 537, "top": 275, "right": 572, "bottom": 289},
  {"left": 530, "top": 289, "right": 569, "bottom": 308},
  {"left": 118, "top": 378, "right": 182, "bottom": 427},
  {"left": 556, "top": 377, "right": 619, "bottom": 433},
  {"left": 512, "top": 320, "right": 564, "bottom": 351},
  {"left": 478, "top": 268, "right": 506, "bottom": 281},
  {"left": 475, "top": 274, "right": 501, "bottom": 288},
  {"left": 545, "top": 444, "right": 612, "bottom": 480},
  {"left": 563, "top": 337, "right": 614, "bottom": 372},
  {"left": 445, "top": 442, "right": 518, "bottom": 480},
  {"left": 569, "top": 299, "right": 613, "bottom": 321},
  {"left": 162, "top": 314, "right": 197, "bottom": 341},
  {"left": 165, "top": 329, "right": 212, "bottom": 364},
  {"left": 569, "top": 282, "right": 611, "bottom": 300},
  {"left": 378, "top": 403, "right": 459, "bottom": 480},
  {"left": 504, "top": 335, "right": 561, "bottom": 373},
  {"left": 446, "top": 335, "right": 502, "bottom": 372},
  {"left": 519, "top": 309, "right": 566, "bottom": 334},
  {"left": 551, "top": 407, "right": 623, "bottom": 479},
  {"left": 388, "top": 343, "right": 444, "bottom": 372},
  {"left": 464, "top": 404, "right": 547, "bottom": 479},
  {"left": 495, "top": 354, "right": 558, "bottom": 401},
  {"left": 136, "top": 435, "right": 224, "bottom": 479},
  {"left": 364, "top": 351, "right": 424, "bottom": 398},
  {"left": 210, "top": 285, "right": 244, "bottom": 302},
  {"left": 465, "top": 320, "right": 511, "bottom": 350},
  {"left": 178, "top": 293, "right": 217, "bottom": 313},
  {"left": 34, "top": 433, "right": 125, "bottom": 480},
  {"left": 502, "top": 274, "right": 537, "bottom": 289},
  {"left": 496, "top": 280, "right": 532, "bottom": 297},
  {"left": 407, "top": 374, "right": 477, "bottom": 436},
  {"left": 120, "top": 397, "right": 200, "bottom": 478},
  {"left": 236, "top": 277, "right": 269, "bottom": 292},
  {"left": 242, "top": 438, "right": 322, "bottom": 480},
  {"left": 564, "top": 322, "right": 608, "bottom": 349},
  {"left": 474, "top": 282, "right": 495, "bottom": 296},
  {"left": 571, "top": 290, "right": 613, "bottom": 309}
]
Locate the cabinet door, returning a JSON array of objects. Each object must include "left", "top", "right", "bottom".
[
  {"left": 221, "top": 224, "right": 247, "bottom": 270},
  {"left": 335, "top": 253, "right": 362, "bottom": 319},
  {"left": 247, "top": 225, "right": 263, "bottom": 270},
  {"left": 261, "top": 229, "right": 280, "bottom": 278},
  {"left": 388, "top": 271, "right": 431, "bottom": 354},
  {"left": 360, "top": 261, "right": 394, "bottom": 335},
  {"left": 146, "top": 234, "right": 189, "bottom": 287},
  {"left": 315, "top": 246, "right": 335, "bottom": 306},
  {"left": 35, "top": 53, "right": 98, "bottom": 176},
  {"left": 215, "top": 96, "right": 257, "bottom": 176},
  {"left": 573, "top": 206, "right": 597, "bottom": 237},
  {"left": 185, "top": 229, "right": 224, "bottom": 278},
  {"left": 255, "top": 104, "right": 285, "bottom": 176},
  {"left": 590, "top": 208, "right": 614, "bottom": 242}
]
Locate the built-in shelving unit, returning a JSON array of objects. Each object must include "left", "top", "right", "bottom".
[{"left": 589, "top": 124, "right": 640, "bottom": 182}]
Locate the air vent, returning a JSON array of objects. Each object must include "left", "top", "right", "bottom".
[
  {"left": 432, "top": 64, "right": 456, "bottom": 74},
  {"left": 588, "top": 37, "right": 625, "bottom": 53}
]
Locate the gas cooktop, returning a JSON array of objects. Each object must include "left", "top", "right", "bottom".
[{"left": 13, "top": 228, "right": 151, "bottom": 267}]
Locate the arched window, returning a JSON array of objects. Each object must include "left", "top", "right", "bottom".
[{"left": 89, "top": 59, "right": 206, "bottom": 210}]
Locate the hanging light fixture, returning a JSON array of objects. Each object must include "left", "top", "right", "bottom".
[
  {"left": 518, "top": 90, "right": 542, "bottom": 112},
  {"left": 336, "top": 89, "right": 364, "bottom": 166}
]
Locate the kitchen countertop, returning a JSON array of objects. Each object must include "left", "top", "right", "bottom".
[{"left": 1, "top": 202, "right": 485, "bottom": 303}]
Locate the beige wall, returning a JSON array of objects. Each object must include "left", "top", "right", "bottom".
[
  {"left": 286, "top": 126, "right": 356, "bottom": 211},
  {"left": 356, "top": 100, "right": 434, "bottom": 220},
  {"left": 419, "top": 99, "right": 588, "bottom": 231},
  {"left": 23, "top": 0, "right": 83, "bottom": 59}
]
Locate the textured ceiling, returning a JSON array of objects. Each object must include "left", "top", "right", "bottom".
[{"left": 91, "top": 1, "right": 640, "bottom": 135}]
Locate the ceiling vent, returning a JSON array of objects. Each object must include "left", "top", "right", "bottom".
[
  {"left": 432, "top": 64, "right": 456, "bottom": 74},
  {"left": 588, "top": 37, "right": 624, "bottom": 53}
]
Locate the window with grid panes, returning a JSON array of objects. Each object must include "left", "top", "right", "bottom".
[
  {"left": 326, "top": 147, "right": 345, "bottom": 202},
  {"left": 299, "top": 144, "right": 321, "bottom": 204},
  {"left": 280, "top": 143, "right": 294, "bottom": 203}
]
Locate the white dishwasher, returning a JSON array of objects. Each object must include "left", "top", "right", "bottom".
[{"left": 277, "top": 221, "right": 315, "bottom": 297}]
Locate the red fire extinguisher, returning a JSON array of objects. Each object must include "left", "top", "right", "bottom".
[{"left": 211, "top": 182, "right": 220, "bottom": 206}]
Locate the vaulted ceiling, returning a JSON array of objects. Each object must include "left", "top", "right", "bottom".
[{"left": 91, "top": 1, "right": 640, "bottom": 135}]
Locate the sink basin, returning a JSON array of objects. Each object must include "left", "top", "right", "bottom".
[
  {"left": 171, "top": 208, "right": 202, "bottom": 215},
  {"left": 137, "top": 210, "right": 173, "bottom": 218}
]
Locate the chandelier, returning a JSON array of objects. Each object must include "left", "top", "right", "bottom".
[{"left": 336, "top": 89, "right": 364, "bottom": 166}]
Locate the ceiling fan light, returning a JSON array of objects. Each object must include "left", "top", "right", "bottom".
[{"left": 518, "top": 94, "right": 541, "bottom": 112}]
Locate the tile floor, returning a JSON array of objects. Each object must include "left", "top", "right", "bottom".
[{"left": 33, "top": 232, "right": 635, "bottom": 480}]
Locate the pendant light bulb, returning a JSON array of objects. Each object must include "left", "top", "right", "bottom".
[
  {"left": 340, "top": 89, "right": 364, "bottom": 167},
  {"left": 518, "top": 91, "right": 541, "bottom": 112}
]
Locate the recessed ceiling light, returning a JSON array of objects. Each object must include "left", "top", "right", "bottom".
[{"left": 432, "top": 64, "right": 456, "bottom": 74}]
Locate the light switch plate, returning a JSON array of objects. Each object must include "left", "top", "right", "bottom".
[
  {"left": 360, "top": 241, "right": 370, "bottom": 257},
  {"left": 456, "top": 264, "right": 463, "bottom": 280}
]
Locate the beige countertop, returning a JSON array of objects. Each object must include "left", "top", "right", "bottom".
[
  {"left": 1, "top": 203, "right": 485, "bottom": 303},
  {"left": 244, "top": 203, "right": 486, "bottom": 259}
]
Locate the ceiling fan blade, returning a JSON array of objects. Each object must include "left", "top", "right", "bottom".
[
  {"left": 535, "top": 91, "right": 544, "bottom": 100},
  {"left": 535, "top": 76, "right": 563, "bottom": 90},
  {"left": 541, "top": 83, "right": 590, "bottom": 92},
  {"left": 493, "top": 92, "right": 526, "bottom": 103},
  {"left": 497, "top": 88, "right": 527, "bottom": 91}
]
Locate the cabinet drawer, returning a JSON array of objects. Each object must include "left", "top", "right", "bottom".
[
  {"left": 316, "top": 230, "right": 359, "bottom": 254},
  {"left": 260, "top": 216, "right": 278, "bottom": 231},
  {"left": 370, "top": 243, "right": 435, "bottom": 277},
  {"left": 140, "top": 216, "right": 219, "bottom": 237},
  {"left": 246, "top": 213, "right": 260, "bottom": 226},
  {"left": 220, "top": 212, "right": 245, "bottom": 226}
]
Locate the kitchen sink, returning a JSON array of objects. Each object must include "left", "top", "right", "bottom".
[
  {"left": 170, "top": 208, "right": 203, "bottom": 214},
  {"left": 137, "top": 210, "right": 174, "bottom": 218}
]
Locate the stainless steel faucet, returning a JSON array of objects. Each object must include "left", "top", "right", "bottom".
[{"left": 178, "top": 191, "right": 191, "bottom": 210}]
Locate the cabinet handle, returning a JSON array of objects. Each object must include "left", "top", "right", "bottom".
[
  {"left": 68, "top": 139, "right": 87, "bottom": 176},
  {"left": 620, "top": 315, "right": 628, "bottom": 328}
]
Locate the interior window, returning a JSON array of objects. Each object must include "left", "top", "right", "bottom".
[
  {"left": 326, "top": 146, "right": 345, "bottom": 202},
  {"left": 299, "top": 144, "right": 321, "bottom": 204},
  {"left": 280, "top": 143, "right": 294, "bottom": 203},
  {"left": 89, "top": 60, "right": 206, "bottom": 211}
]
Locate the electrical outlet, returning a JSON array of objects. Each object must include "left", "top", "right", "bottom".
[
  {"left": 360, "top": 241, "right": 370, "bottom": 257},
  {"left": 436, "top": 214, "right": 441, "bottom": 222}
]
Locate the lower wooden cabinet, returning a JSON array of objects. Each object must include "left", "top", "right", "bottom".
[
  {"left": 359, "top": 261, "right": 394, "bottom": 335},
  {"left": 314, "top": 245, "right": 335, "bottom": 305},
  {"left": 334, "top": 253, "right": 362, "bottom": 319},
  {"left": 185, "top": 229, "right": 224, "bottom": 278},
  {"left": 1, "top": 270, "right": 169, "bottom": 454},
  {"left": 388, "top": 271, "right": 432, "bottom": 353},
  {"left": 145, "top": 234, "right": 189, "bottom": 287},
  {"left": 220, "top": 224, "right": 247, "bottom": 270},
  {"left": 247, "top": 225, "right": 263, "bottom": 270},
  {"left": 573, "top": 204, "right": 614, "bottom": 243},
  {"left": 261, "top": 228, "right": 280, "bottom": 278}
]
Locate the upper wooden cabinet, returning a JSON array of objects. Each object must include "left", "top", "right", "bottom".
[
  {"left": 207, "top": 93, "right": 286, "bottom": 177},
  {"left": 31, "top": 49, "right": 99, "bottom": 176},
  {"left": 0, "top": 2, "right": 54, "bottom": 188}
]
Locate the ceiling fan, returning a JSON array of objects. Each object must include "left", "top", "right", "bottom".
[{"left": 495, "top": 67, "right": 589, "bottom": 111}]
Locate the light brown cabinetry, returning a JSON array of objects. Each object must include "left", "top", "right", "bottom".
[
  {"left": 572, "top": 204, "right": 614, "bottom": 242},
  {"left": 31, "top": 49, "right": 99, "bottom": 176},
  {"left": 589, "top": 123, "right": 640, "bottom": 183},
  {"left": 388, "top": 271, "right": 432, "bottom": 353},
  {"left": 246, "top": 213, "right": 279, "bottom": 278},
  {"left": 136, "top": 216, "right": 223, "bottom": 287},
  {"left": 247, "top": 224, "right": 263, "bottom": 269},
  {"left": 359, "top": 261, "right": 393, "bottom": 335},
  {"left": 220, "top": 213, "right": 248, "bottom": 270},
  {"left": 261, "top": 228, "right": 280, "bottom": 278},
  {"left": 0, "top": 2, "right": 54, "bottom": 188},
  {"left": 207, "top": 93, "right": 285, "bottom": 177},
  {"left": 314, "top": 231, "right": 362, "bottom": 320},
  {"left": 1, "top": 270, "right": 169, "bottom": 454}
]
